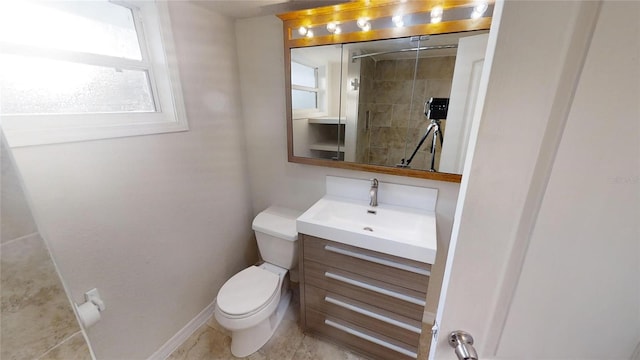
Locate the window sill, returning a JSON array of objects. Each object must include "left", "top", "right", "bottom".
[{"left": 2, "top": 113, "right": 189, "bottom": 147}]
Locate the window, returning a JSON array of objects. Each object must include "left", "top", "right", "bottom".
[
  {"left": 291, "top": 61, "right": 318, "bottom": 111},
  {"left": 0, "top": 1, "right": 188, "bottom": 146}
]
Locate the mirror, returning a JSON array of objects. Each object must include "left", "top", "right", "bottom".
[{"left": 280, "top": 2, "right": 493, "bottom": 182}]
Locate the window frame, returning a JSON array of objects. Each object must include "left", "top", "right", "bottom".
[
  {"left": 0, "top": 0, "right": 188, "bottom": 147},
  {"left": 291, "top": 60, "right": 319, "bottom": 111},
  {"left": 290, "top": 58, "right": 328, "bottom": 120}
]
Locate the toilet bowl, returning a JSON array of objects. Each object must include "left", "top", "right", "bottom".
[{"left": 214, "top": 206, "right": 300, "bottom": 358}]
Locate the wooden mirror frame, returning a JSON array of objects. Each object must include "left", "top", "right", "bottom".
[{"left": 278, "top": 0, "right": 492, "bottom": 183}]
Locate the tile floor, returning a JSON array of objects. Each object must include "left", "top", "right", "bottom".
[{"left": 167, "top": 294, "right": 367, "bottom": 360}]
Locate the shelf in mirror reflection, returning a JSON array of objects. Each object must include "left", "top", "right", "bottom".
[
  {"left": 309, "top": 142, "right": 345, "bottom": 152},
  {"left": 308, "top": 116, "right": 345, "bottom": 124}
]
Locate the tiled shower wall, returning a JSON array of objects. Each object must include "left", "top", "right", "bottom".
[
  {"left": 1, "top": 135, "right": 92, "bottom": 360},
  {"left": 356, "top": 55, "right": 455, "bottom": 171}
]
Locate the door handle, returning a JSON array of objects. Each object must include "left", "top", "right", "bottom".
[{"left": 449, "top": 330, "right": 478, "bottom": 360}]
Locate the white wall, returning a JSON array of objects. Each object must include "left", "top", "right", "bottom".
[
  {"left": 497, "top": 1, "right": 640, "bottom": 356},
  {"left": 234, "top": 15, "right": 461, "bottom": 316},
  {"left": 8, "top": 2, "right": 256, "bottom": 359}
]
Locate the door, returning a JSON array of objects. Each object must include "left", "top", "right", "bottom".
[
  {"left": 432, "top": 1, "right": 640, "bottom": 359},
  {"left": 439, "top": 33, "right": 489, "bottom": 174}
]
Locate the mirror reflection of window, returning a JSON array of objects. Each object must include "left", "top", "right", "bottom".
[{"left": 291, "top": 61, "right": 318, "bottom": 111}]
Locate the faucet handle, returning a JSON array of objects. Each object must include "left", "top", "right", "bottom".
[{"left": 371, "top": 178, "right": 379, "bottom": 187}]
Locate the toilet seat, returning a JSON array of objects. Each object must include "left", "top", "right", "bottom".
[{"left": 216, "top": 266, "right": 280, "bottom": 318}]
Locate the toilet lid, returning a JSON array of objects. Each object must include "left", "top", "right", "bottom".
[{"left": 217, "top": 266, "right": 280, "bottom": 316}]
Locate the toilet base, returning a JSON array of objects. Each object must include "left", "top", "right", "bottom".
[{"left": 230, "top": 289, "right": 291, "bottom": 358}]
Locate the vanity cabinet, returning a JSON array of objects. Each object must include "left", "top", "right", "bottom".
[{"left": 298, "top": 234, "right": 431, "bottom": 360}]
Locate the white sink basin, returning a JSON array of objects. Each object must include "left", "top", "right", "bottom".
[{"left": 297, "top": 195, "right": 437, "bottom": 264}]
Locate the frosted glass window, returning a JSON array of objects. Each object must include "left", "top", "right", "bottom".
[
  {"left": 0, "top": 1, "right": 142, "bottom": 60},
  {"left": 0, "top": 55, "right": 155, "bottom": 114},
  {"left": 291, "top": 61, "right": 318, "bottom": 110},
  {"left": 292, "top": 89, "right": 317, "bottom": 110},
  {"left": 0, "top": 1, "right": 189, "bottom": 146},
  {"left": 291, "top": 62, "right": 317, "bottom": 88}
]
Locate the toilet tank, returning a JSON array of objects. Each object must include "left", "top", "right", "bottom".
[{"left": 252, "top": 206, "right": 302, "bottom": 270}]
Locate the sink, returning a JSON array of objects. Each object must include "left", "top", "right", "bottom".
[{"left": 296, "top": 195, "right": 437, "bottom": 264}]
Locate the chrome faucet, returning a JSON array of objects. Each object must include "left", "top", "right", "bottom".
[{"left": 369, "top": 178, "right": 379, "bottom": 207}]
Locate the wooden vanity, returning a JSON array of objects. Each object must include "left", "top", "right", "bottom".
[{"left": 298, "top": 234, "right": 432, "bottom": 360}]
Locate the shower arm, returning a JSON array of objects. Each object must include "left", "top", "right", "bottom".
[{"left": 351, "top": 44, "right": 458, "bottom": 61}]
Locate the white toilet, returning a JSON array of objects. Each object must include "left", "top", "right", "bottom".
[{"left": 214, "top": 206, "right": 300, "bottom": 358}]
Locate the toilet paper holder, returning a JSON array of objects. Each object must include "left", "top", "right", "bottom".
[
  {"left": 84, "top": 288, "right": 106, "bottom": 311},
  {"left": 76, "top": 288, "right": 105, "bottom": 329}
]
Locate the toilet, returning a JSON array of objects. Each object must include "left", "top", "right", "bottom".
[{"left": 214, "top": 206, "right": 301, "bottom": 357}]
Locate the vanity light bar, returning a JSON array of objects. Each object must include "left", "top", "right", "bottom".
[{"left": 287, "top": 2, "right": 493, "bottom": 40}]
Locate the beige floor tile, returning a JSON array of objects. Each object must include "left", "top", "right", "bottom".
[
  {"left": 1, "top": 234, "right": 80, "bottom": 360},
  {"left": 254, "top": 301, "right": 304, "bottom": 360},
  {"left": 291, "top": 335, "right": 368, "bottom": 360},
  {"left": 167, "top": 324, "right": 265, "bottom": 360},
  {"left": 0, "top": 138, "right": 38, "bottom": 244},
  {"left": 172, "top": 290, "right": 370, "bottom": 360},
  {"left": 39, "top": 332, "right": 92, "bottom": 360},
  {"left": 206, "top": 315, "right": 229, "bottom": 335}
]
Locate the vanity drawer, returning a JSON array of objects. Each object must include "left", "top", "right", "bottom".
[
  {"left": 306, "top": 307, "right": 418, "bottom": 360},
  {"left": 305, "top": 284, "right": 421, "bottom": 346},
  {"left": 304, "top": 260, "right": 426, "bottom": 321},
  {"left": 303, "top": 235, "right": 431, "bottom": 293}
]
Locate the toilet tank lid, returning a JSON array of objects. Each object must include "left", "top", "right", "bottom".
[{"left": 252, "top": 206, "right": 301, "bottom": 242}]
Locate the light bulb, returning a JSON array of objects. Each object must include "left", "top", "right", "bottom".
[
  {"left": 392, "top": 15, "right": 404, "bottom": 28},
  {"left": 356, "top": 18, "right": 371, "bottom": 31},
  {"left": 471, "top": 1, "right": 488, "bottom": 19},
  {"left": 356, "top": 17, "right": 369, "bottom": 28},
  {"left": 298, "top": 26, "right": 307, "bottom": 36},
  {"left": 430, "top": 6, "right": 443, "bottom": 24},
  {"left": 474, "top": 1, "right": 488, "bottom": 14},
  {"left": 334, "top": 26, "right": 342, "bottom": 34},
  {"left": 326, "top": 22, "right": 337, "bottom": 33},
  {"left": 431, "top": 6, "right": 443, "bottom": 17},
  {"left": 306, "top": 29, "right": 314, "bottom": 38}
]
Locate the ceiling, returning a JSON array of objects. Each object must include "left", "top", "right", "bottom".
[{"left": 191, "top": 0, "right": 349, "bottom": 19}]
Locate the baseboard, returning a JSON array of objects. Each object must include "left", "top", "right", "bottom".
[{"left": 147, "top": 299, "right": 217, "bottom": 360}]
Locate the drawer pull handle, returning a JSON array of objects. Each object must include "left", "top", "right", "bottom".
[
  {"left": 324, "top": 319, "right": 418, "bottom": 359},
  {"left": 324, "top": 245, "right": 431, "bottom": 276},
  {"left": 324, "top": 271, "right": 426, "bottom": 307},
  {"left": 325, "top": 296, "right": 422, "bottom": 334}
]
